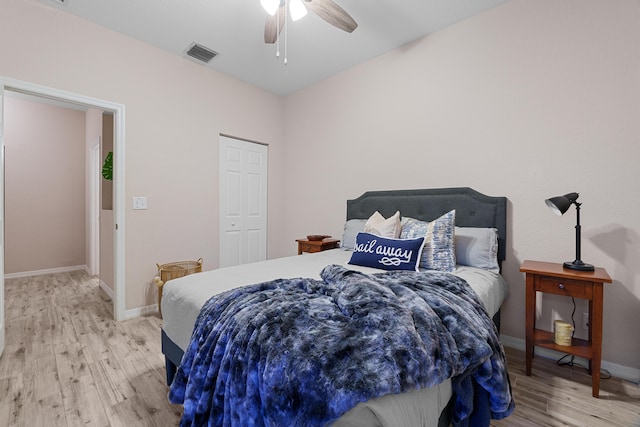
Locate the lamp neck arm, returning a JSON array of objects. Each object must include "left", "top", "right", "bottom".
[{"left": 573, "top": 202, "right": 582, "bottom": 262}]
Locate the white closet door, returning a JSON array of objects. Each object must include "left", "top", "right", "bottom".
[{"left": 219, "top": 136, "right": 268, "bottom": 268}]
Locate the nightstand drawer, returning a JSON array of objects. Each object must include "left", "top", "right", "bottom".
[
  {"left": 296, "top": 238, "right": 340, "bottom": 255},
  {"left": 298, "top": 242, "right": 318, "bottom": 253},
  {"left": 537, "top": 276, "right": 592, "bottom": 299}
]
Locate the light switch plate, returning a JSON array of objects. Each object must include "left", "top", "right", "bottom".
[{"left": 132, "top": 196, "right": 148, "bottom": 210}]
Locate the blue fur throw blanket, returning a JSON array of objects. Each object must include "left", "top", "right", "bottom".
[{"left": 168, "top": 264, "right": 514, "bottom": 426}]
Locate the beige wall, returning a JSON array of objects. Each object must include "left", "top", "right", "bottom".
[
  {"left": 283, "top": 0, "right": 640, "bottom": 372},
  {"left": 0, "top": 0, "right": 286, "bottom": 311},
  {"left": 4, "top": 96, "right": 86, "bottom": 274}
]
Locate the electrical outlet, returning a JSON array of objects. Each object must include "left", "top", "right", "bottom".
[{"left": 582, "top": 312, "right": 589, "bottom": 330}]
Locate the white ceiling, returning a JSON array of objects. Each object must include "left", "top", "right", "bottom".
[{"left": 38, "top": 0, "right": 508, "bottom": 95}]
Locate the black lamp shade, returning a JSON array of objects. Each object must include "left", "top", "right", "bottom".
[
  {"left": 545, "top": 197, "right": 570, "bottom": 215},
  {"left": 545, "top": 192, "right": 579, "bottom": 216}
]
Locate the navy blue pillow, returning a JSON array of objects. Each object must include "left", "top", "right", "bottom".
[{"left": 348, "top": 232, "right": 426, "bottom": 271}]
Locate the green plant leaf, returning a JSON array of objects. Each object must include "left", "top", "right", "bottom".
[{"left": 102, "top": 151, "right": 113, "bottom": 181}]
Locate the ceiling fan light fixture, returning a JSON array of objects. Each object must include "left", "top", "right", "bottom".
[
  {"left": 261, "top": 0, "right": 280, "bottom": 16},
  {"left": 289, "top": 0, "right": 308, "bottom": 21}
]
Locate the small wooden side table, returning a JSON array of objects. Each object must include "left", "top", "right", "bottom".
[
  {"left": 296, "top": 238, "right": 340, "bottom": 255},
  {"left": 520, "top": 260, "right": 612, "bottom": 397}
]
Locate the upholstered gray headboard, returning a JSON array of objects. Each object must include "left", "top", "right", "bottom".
[{"left": 346, "top": 187, "right": 507, "bottom": 264}]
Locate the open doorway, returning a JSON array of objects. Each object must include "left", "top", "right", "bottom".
[
  {"left": 0, "top": 78, "right": 125, "bottom": 320},
  {"left": 4, "top": 92, "right": 93, "bottom": 278}
]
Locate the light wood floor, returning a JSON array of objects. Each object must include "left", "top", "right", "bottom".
[
  {"left": 0, "top": 271, "right": 638, "bottom": 426},
  {"left": 492, "top": 346, "right": 640, "bottom": 426},
  {"left": 0, "top": 270, "right": 182, "bottom": 426}
]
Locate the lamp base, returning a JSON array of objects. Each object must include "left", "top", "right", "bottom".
[{"left": 563, "top": 260, "right": 595, "bottom": 271}]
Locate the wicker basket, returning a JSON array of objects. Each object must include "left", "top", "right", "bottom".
[{"left": 155, "top": 258, "right": 203, "bottom": 318}]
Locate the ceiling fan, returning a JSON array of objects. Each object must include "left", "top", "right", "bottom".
[{"left": 262, "top": 0, "right": 358, "bottom": 44}]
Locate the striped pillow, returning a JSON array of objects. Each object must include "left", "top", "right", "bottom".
[{"left": 400, "top": 210, "right": 456, "bottom": 272}]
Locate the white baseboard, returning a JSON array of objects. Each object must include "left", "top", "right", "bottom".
[
  {"left": 123, "top": 304, "right": 159, "bottom": 320},
  {"left": 96, "top": 279, "right": 158, "bottom": 320},
  {"left": 500, "top": 334, "right": 640, "bottom": 385},
  {"left": 5, "top": 264, "right": 89, "bottom": 279},
  {"left": 99, "top": 279, "right": 114, "bottom": 300}
]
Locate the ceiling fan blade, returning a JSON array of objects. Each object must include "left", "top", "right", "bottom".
[
  {"left": 305, "top": 0, "right": 358, "bottom": 33},
  {"left": 264, "top": 6, "right": 286, "bottom": 44}
]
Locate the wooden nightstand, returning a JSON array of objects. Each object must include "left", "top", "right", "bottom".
[
  {"left": 520, "top": 260, "right": 612, "bottom": 397},
  {"left": 296, "top": 237, "right": 340, "bottom": 255}
]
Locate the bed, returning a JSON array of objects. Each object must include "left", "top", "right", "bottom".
[{"left": 161, "top": 187, "right": 513, "bottom": 426}]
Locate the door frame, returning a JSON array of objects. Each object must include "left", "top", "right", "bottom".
[{"left": 0, "top": 77, "right": 126, "bottom": 321}]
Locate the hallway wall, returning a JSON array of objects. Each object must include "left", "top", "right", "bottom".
[{"left": 4, "top": 94, "right": 86, "bottom": 274}]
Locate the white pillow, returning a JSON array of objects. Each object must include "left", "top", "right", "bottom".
[
  {"left": 455, "top": 227, "right": 500, "bottom": 272},
  {"left": 341, "top": 219, "right": 367, "bottom": 250},
  {"left": 364, "top": 211, "right": 401, "bottom": 238}
]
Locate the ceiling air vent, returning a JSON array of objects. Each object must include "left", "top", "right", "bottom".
[{"left": 184, "top": 42, "right": 218, "bottom": 64}]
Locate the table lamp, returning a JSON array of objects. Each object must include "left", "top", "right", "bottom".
[{"left": 545, "top": 192, "right": 595, "bottom": 271}]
